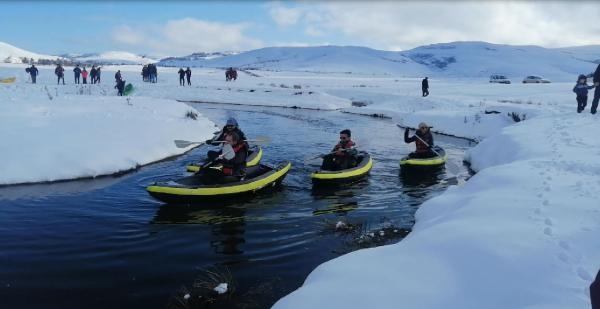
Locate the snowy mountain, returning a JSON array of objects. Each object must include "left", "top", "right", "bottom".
[
  {"left": 157, "top": 42, "right": 600, "bottom": 81},
  {"left": 158, "top": 46, "right": 427, "bottom": 76},
  {"left": 63, "top": 51, "right": 158, "bottom": 65},
  {"left": 403, "top": 41, "right": 599, "bottom": 81},
  {"left": 159, "top": 51, "right": 240, "bottom": 66},
  {"left": 0, "top": 41, "right": 60, "bottom": 63}
]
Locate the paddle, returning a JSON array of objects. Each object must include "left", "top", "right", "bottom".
[
  {"left": 404, "top": 127, "right": 460, "bottom": 174},
  {"left": 200, "top": 144, "right": 235, "bottom": 169},
  {"left": 304, "top": 147, "right": 357, "bottom": 164},
  {"left": 174, "top": 136, "right": 271, "bottom": 148}
]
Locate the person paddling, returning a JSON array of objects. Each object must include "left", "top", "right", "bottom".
[
  {"left": 202, "top": 132, "right": 248, "bottom": 183},
  {"left": 321, "top": 129, "right": 358, "bottom": 171},
  {"left": 205, "top": 117, "right": 248, "bottom": 161},
  {"left": 404, "top": 122, "right": 435, "bottom": 158}
]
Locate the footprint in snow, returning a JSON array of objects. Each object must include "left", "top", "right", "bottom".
[
  {"left": 544, "top": 227, "right": 553, "bottom": 236},
  {"left": 559, "top": 240, "right": 570, "bottom": 250},
  {"left": 542, "top": 200, "right": 549, "bottom": 206},
  {"left": 544, "top": 218, "right": 553, "bottom": 226}
]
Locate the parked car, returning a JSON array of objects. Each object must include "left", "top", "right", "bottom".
[
  {"left": 522, "top": 75, "right": 551, "bottom": 83},
  {"left": 489, "top": 75, "right": 511, "bottom": 84}
]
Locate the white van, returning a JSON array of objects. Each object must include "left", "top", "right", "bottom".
[{"left": 489, "top": 75, "right": 511, "bottom": 84}]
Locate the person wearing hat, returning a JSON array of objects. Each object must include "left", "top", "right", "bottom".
[
  {"left": 205, "top": 117, "right": 248, "bottom": 161},
  {"left": 573, "top": 74, "right": 595, "bottom": 113},
  {"left": 404, "top": 122, "right": 435, "bottom": 158}
]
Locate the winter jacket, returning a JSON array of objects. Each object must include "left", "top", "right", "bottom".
[
  {"left": 208, "top": 127, "right": 247, "bottom": 146},
  {"left": 405, "top": 128, "right": 434, "bottom": 153},
  {"left": 178, "top": 69, "right": 185, "bottom": 78},
  {"left": 220, "top": 142, "right": 248, "bottom": 176},
  {"left": 185, "top": 68, "right": 191, "bottom": 77},
  {"left": 29, "top": 66, "right": 38, "bottom": 76},
  {"left": 422, "top": 78, "right": 429, "bottom": 89},
  {"left": 594, "top": 64, "right": 600, "bottom": 84},
  {"left": 332, "top": 140, "right": 357, "bottom": 157},
  {"left": 55, "top": 66, "right": 64, "bottom": 77},
  {"left": 81, "top": 70, "right": 88, "bottom": 79},
  {"left": 73, "top": 67, "right": 81, "bottom": 76},
  {"left": 573, "top": 83, "right": 595, "bottom": 97}
]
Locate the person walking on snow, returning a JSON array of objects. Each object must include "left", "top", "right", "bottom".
[
  {"left": 28, "top": 64, "right": 38, "bottom": 84},
  {"left": 185, "top": 67, "right": 192, "bottom": 86},
  {"left": 421, "top": 77, "right": 429, "bottom": 97},
  {"left": 115, "top": 70, "right": 122, "bottom": 82},
  {"left": 590, "top": 64, "right": 600, "bottom": 114},
  {"left": 178, "top": 68, "right": 185, "bottom": 86},
  {"left": 573, "top": 74, "right": 595, "bottom": 113}
]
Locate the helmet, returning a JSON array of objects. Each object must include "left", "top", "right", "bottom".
[{"left": 226, "top": 117, "right": 238, "bottom": 127}]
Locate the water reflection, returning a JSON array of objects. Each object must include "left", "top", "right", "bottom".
[
  {"left": 152, "top": 202, "right": 247, "bottom": 256},
  {"left": 399, "top": 166, "right": 446, "bottom": 199},
  {"left": 310, "top": 180, "right": 369, "bottom": 215}
]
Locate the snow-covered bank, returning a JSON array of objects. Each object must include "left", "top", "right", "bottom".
[
  {"left": 0, "top": 82, "right": 216, "bottom": 185},
  {"left": 273, "top": 113, "right": 600, "bottom": 308}
]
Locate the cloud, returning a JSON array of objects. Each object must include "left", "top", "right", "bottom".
[
  {"left": 287, "top": 2, "right": 600, "bottom": 50},
  {"left": 267, "top": 2, "right": 303, "bottom": 26},
  {"left": 111, "top": 18, "right": 263, "bottom": 56}
]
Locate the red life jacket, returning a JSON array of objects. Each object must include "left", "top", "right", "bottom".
[{"left": 221, "top": 143, "right": 247, "bottom": 175}]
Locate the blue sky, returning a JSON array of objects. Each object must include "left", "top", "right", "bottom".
[{"left": 1, "top": 1, "right": 599, "bottom": 57}]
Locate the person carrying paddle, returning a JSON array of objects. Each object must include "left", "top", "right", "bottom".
[
  {"left": 206, "top": 117, "right": 248, "bottom": 161},
  {"left": 321, "top": 129, "right": 358, "bottom": 171},
  {"left": 404, "top": 122, "right": 435, "bottom": 158},
  {"left": 202, "top": 132, "right": 248, "bottom": 183}
]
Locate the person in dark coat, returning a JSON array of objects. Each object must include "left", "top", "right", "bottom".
[
  {"left": 592, "top": 268, "right": 600, "bottom": 309},
  {"left": 90, "top": 66, "right": 97, "bottom": 84},
  {"left": 591, "top": 64, "right": 600, "bottom": 114},
  {"left": 115, "top": 79, "right": 125, "bottom": 96},
  {"left": 94, "top": 66, "right": 101, "bottom": 84},
  {"left": 573, "top": 74, "right": 595, "bottom": 113},
  {"left": 421, "top": 77, "right": 429, "bottom": 97},
  {"left": 114, "top": 70, "right": 122, "bottom": 82},
  {"left": 73, "top": 65, "right": 81, "bottom": 84},
  {"left": 404, "top": 122, "right": 435, "bottom": 158},
  {"left": 185, "top": 67, "right": 191, "bottom": 86},
  {"left": 55, "top": 64, "right": 65, "bottom": 85},
  {"left": 177, "top": 68, "right": 185, "bottom": 86},
  {"left": 320, "top": 129, "right": 358, "bottom": 171},
  {"left": 205, "top": 117, "right": 247, "bottom": 161},
  {"left": 28, "top": 64, "right": 38, "bottom": 84}
]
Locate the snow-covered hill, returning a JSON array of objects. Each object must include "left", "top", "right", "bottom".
[
  {"left": 64, "top": 51, "right": 158, "bottom": 65},
  {"left": 157, "top": 42, "right": 600, "bottom": 81},
  {"left": 403, "top": 41, "right": 599, "bottom": 81},
  {"left": 3, "top": 40, "right": 599, "bottom": 80},
  {"left": 0, "top": 42, "right": 60, "bottom": 63}
]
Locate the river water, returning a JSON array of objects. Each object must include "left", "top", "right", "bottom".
[{"left": 0, "top": 103, "right": 474, "bottom": 309}]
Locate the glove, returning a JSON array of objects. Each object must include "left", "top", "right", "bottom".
[{"left": 205, "top": 139, "right": 213, "bottom": 144}]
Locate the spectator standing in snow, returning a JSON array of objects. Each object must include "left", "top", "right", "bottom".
[
  {"left": 591, "top": 64, "right": 600, "bottom": 115},
  {"left": 73, "top": 64, "right": 81, "bottom": 84},
  {"left": 185, "top": 67, "right": 192, "bottom": 86},
  {"left": 28, "top": 64, "right": 38, "bottom": 84},
  {"left": 55, "top": 64, "right": 65, "bottom": 85},
  {"left": 573, "top": 74, "right": 595, "bottom": 113},
  {"left": 421, "top": 77, "right": 429, "bottom": 97},
  {"left": 81, "top": 67, "right": 88, "bottom": 84},
  {"left": 115, "top": 70, "right": 122, "bottom": 82},
  {"left": 178, "top": 68, "right": 185, "bottom": 86},
  {"left": 90, "top": 66, "right": 97, "bottom": 84},
  {"left": 95, "top": 66, "right": 102, "bottom": 84}
]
